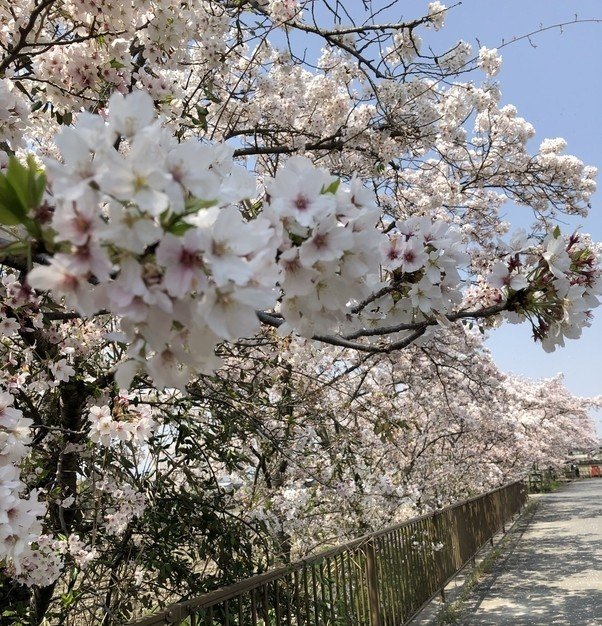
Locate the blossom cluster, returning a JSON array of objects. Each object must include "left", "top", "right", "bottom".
[
  {"left": 100, "top": 483, "right": 146, "bottom": 536},
  {"left": 427, "top": 2, "right": 447, "bottom": 30},
  {"left": 9, "top": 532, "right": 99, "bottom": 587},
  {"left": 439, "top": 41, "right": 473, "bottom": 73},
  {"left": 266, "top": 157, "right": 385, "bottom": 336},
  {"left": 28, "top": 91, "right": 471, "bottom": 387},
  {"left": 20, "top": 1, "right": 229, "bottom": 113},
  {"left": 478, "top": 46, "right": 502, "bottom": 77},
  {"left": 377, "top": 216, "right": 469, "bottom": 318},
  {"left": 0, "top": 390, "right": 45, "bottom": 574},
  {"left": 267, "top": 0, "right": 303, "bottom": 24},
  {"left": 28, "top": 90, "right": 275, "bottom": 389},
  {"left": 0, "top": 78, "right": 28, "bottom": 157},
  {"left": 482, "top": 230, "right": 601, "bottom": 350},
  {"left": 10, "top": 534, "right": 63, "bottom": 587},
  {"left": 88, "top": 398, "right": 155, "bottom": 447}
]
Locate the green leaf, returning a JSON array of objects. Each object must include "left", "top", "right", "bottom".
[
  {"left": 11, "top": 156, "right": 45, "bottom": 209},
  {"left": 193, "top": 117, "right": 208, "bottom": 131},
  {"left": 0, "top": 173, "right": 27, "bottom": 225},
  {"left": 0, "top": 240, "right": 29, "bottom": 257},
  {"left": 6, "top": 156, "right": 31, "bottom": 212},
  {"left": 32, "top": 170, "right": 47, "bottom": 207},
  {"left": 553, "top": 225, "right": 561, "bottom": 239},
  {"left": 0, "top": 157, "right": 46, "bottom": 233},
  {"left": 61, "top": 592, "right": 75, "bottom": 608},
  {"left": 54, "top": 108, "right": 73, "bottom": 125},
  {"left": 193, "top": 105, "right": 209, "bottom": 131},
  {"left": 321, "top": 179, "right": 341, "bottom": 195},
  {"left": 0, "top": 204, "right": 24, "bottom": 226},
  {"left": 0, "top": 156, "right": 47, "bottom": 236},
  {"left": 26, "top": 155, "right": 46, "bottom": 210},
  {"left": 184, "top": 197, "right": 218, "bottom": 212},
  {"left": 168, "top": 221, "right": 194, "bottom": 236}
]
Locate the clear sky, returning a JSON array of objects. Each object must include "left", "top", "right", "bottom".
[{"left": 411, "top": 0, "right": 602, "bottom": 431}]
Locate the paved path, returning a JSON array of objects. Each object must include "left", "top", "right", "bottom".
[{"left": 462, "top": 480, "right": 602, "bottom": 625}]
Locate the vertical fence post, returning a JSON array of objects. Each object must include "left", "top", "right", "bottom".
[{"left": 365, "top": 540, "right": 382, "bottom": 626}]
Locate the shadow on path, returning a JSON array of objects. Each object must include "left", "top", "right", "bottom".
[{"left": 461, "top": 480, "right": 602, "bottom": 625}]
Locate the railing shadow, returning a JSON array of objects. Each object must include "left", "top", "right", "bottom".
[{"left": 462, "top": 480, "right": 602, "bottom": 626}]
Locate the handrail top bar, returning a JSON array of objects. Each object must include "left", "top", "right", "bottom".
[{"left": 127, "top": 480, "right": 526, "bottom": 624}]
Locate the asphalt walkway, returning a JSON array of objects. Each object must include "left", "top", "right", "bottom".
[{"left": 461, "top": 480, "right": 602, "bottom": 625}]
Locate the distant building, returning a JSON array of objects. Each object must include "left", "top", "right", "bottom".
[{"left": 566, "top": 443, "right": 602, "bottom": 477}]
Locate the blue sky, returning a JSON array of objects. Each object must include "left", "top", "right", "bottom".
[{"left": 413, "top": 1, "right": 602, "bottom": 431}]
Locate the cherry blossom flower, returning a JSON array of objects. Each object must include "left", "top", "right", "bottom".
[
  {"left": 488, "top": 261, "right": 528, "bottom": 291},
  {"left": 478, "top": 47, "right": 502, "bottom": 77},
  {"left": 49, "top": 359, "right": 75, "bottom": 384},
  {"left": 267, "top": 156, "right": 338, "bottom": 229},
  {"left": 543, "top": 234, "right": 572, "bottom": 279},
  {"left": 107, "top": 90, "right": 156, "bottom": 138}
]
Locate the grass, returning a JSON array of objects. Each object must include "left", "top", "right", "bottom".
[
  {"left": 539, "top": 479, "right": 564, "bottom": 493},
  {"left": 436, "top": 547, "right": 503, "bottom": 625}
]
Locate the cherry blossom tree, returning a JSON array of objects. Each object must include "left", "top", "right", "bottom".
[
  {"left": 0, "top": 0, "right": 600, "bottom": 623},
  {"left": 3, "top": 312, "right": 596, "bottom": 623},
  {"left": 212, "top": 331, "right": 599, "bottom": 561}
]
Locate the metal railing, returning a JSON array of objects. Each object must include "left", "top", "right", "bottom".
[{"left": 129, "top": 481, "right": 527, "bottom": 626}]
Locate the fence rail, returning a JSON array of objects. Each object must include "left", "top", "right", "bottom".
[{"left": 130, "top": 481, "right": 527, "bottom": 626}]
